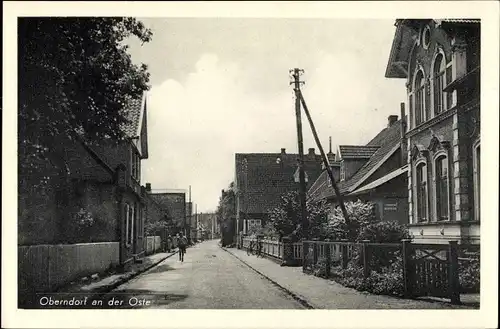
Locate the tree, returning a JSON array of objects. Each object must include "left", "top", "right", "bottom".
[
  {"left": 18, "top": 17, "right": 153, "bottom": 189},
  {"left": 267, "top": 191, "right": 330, "bottom": 242},
  {"left": 216, "top": 182, "right": 236, "bottom": 246}
]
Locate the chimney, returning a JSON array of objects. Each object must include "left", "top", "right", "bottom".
[
  {"left": 388, "top": 115, "right": 398, "bottom": 127},
  {"left": 145, "top": 183, "right": 151, "bottom": 192},
  {"left": 400, "top": 102, "right": 408, "bottom": 167},
  {"left": 281, "top": 148, "right": 286, "bottom": 155},
  {"left": 308, "top": 148, "right": 315, "bottom": 156}
]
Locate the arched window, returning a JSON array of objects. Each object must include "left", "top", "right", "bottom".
[
  {"left": 414, "top": 70, "right": 426, "bottom": 126},
  {"left": 416, "top": 162, "right": 428, "bottom": 222},
  {"left": 473, "top": 142, "right": 480, "bottom": 221},
  {"left": 435, "top": 155, "right": 449, "bottom": 220},
  {"left": 433, "top": 53, "right": 447, "bottom": 116}
]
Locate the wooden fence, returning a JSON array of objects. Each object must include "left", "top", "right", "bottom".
[
  {"left": 242, "top": 237, "right": 477, "bottom": 305},
  {"left": 18, "top": 242, "right": 119, "bottom": 296}
]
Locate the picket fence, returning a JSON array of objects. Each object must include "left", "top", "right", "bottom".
[{"left": 242, "top": 237, "right": 477, "bottom": 305}]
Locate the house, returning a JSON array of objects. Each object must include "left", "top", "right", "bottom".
[
  {"left": 385, "top": 19, "right": 480, "bottom": 244},
  {"left": 308, "top": 114, "right": 409, "bottom": 224},
  {"left": 18, "top": 92, "right": 151, "bottom": 301},
  {"left": 144, "top": 183, "right": 174, "bottom": 241},
  {"left": 89, "top": 91, "right": 150, "bottom": 266},
  {"left": 235, "top": 148, "right": 323, "bottom": 236}
]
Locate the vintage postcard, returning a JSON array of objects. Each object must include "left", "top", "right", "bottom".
[{"left": 2, "top": 1, "right": 499, "bottom": 329}]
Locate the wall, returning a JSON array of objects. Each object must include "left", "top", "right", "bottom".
[
  {"left": 18, "top": 242, "right": 119, "bottom": 305},
  {"left": 144, "top": 236, "right": 162, "bottom": 255}
]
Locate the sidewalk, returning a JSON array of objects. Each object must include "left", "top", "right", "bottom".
[
  {"left": 62, "top": 249, "right": 178, "bottom": 297},
  {"left": 223, "top": 247, "right": 478, "bottom": 309}
]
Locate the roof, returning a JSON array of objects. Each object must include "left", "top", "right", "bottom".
[
  {"left": 350, "top": 166, "right": 407, "bottom": 195},
  {"left": 434, "top": 19, "right": 480, "bottom": 25},
  {"left": 235, "top": 151, "right": 323, "bottom": 214},
  {"left": 311, "top": 120, "right": 403, "bottom": 199},
  {"left": 121, "top": 96, "right": 143, "bottom": 138},
  {"left": 120, "top": 92, "right": 149, "bottom": 158},
  {"left": 338, "top": 145, "right": 380, "bottom": 159}
]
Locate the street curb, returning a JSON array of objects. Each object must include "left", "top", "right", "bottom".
[
  {"left": 220, "top": 246, "right": 315, "bottom": 310},
  {"left": 86, "top": 250, "right": 179, "bottom": 300}
]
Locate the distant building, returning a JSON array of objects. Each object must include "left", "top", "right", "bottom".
[
  {"left": 385, "top": 19, "right": 480, "bottom": 244},
  {"left": 235, "top": 148, "right": 323, "bottom": 236},
  {"left": 308, "top": 114, "right": 409, "bottom": 224}
]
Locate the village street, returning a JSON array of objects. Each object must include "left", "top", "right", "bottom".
[{"left": 105, "top": 240, "right": 304, "bottom": 309}]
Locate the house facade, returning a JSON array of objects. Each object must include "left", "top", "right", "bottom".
[
  {"left": 308, "top": 114, "right": 409, "bottom": 224},
  {"left": 91, "top": 92, "right": 151, "bottom": 266},
  {"left": 385, "top": 19, "right": 480, "bottom": 244},
  {"left": 235, "top": 148, "right": 323, "bottom": 236}
]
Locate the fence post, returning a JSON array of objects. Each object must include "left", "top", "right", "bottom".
[
  {"left": 281, "top": 236, "right": 293, "bottom": 267},
  {"left": 402, "top": 239, "right": 413, "bottom": 299},
  {"left": 312, "top": 238, "right": 319, "bottom": 265},
  {"left": 341, "top": 239, "right": 348, "bottom": 269},
  {"left": 361, "top": 240, "right": 370, "bottom": 278},
  {"left": 324, "top": 239, "right": 331, "bottom": 278},
  {"left": 448, "top": 241, "right": 461, "bottom": 305},
  {"left": 302, "top": 239, "right": 309, "bottom": 273}
]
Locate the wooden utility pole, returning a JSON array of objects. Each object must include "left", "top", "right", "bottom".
[
  {"left": 188, "top": 185, "right": 192, "bottom": 238},
  {"left": 297, "top": 90, "right": 352, "bottom": 239},
  {"left": 290, "top": 68, "right": 309, "bottom": 240}
]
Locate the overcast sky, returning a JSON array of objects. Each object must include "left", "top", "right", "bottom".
[{"left": 126, "top": 18, "right": 407, "bottom": 213}]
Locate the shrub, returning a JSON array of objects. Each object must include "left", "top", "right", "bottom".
[
  {"left": 459, "top": 255, "right": 480, "bottom": 293},
  {"left": 320, "top": 200, "right": 378, "bottom": 241},
  {"left": 358, "top": 221, "right": 411, "bottom": 243}
]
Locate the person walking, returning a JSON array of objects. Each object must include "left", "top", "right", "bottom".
[{"left": 178, "top": 232, "right": 188, "bottom": 262}]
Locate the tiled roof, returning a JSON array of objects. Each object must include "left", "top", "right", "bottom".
[
  {"left": 121, "top": 96, "right": 144, "bottom": 138},
  {"left": 235, "top": 152, "right": 323, "bottom": 214},
  {"left": 338, "top": 145, "right": 380, "bottom": 159},
  {"left": 315, "top": 120, "right": 403, "bottom": 199}
]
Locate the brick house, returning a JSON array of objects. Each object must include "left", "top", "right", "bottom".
[
  {"left": 385, "top": 19, "right": 480, "bottom": 244},
  {"left": 234, "top": 148, "right": 323, "bottom": 236},
  {"left": 143, "top": 184, "right": 174, "bottom": 241},
  {"left": 19, "top": 91, "right": 151, "bottom": 269},
  {"left": 308, "top": 114, "right": 409, "bottom": 224},
  {"left": 87, "top": 91, "right": 151, "bottom": 265}
]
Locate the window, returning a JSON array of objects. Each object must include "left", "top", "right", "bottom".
[
  {"left": 340, "top": 162, "right": 345, "bottom": 181},
  {"left": 129, "top": 204, "right": 135, "bottom": 246},
  {"left": 416, "top": 163, "right": 428, "bottom": 222},
  {"left": 414, "top": 71, "right": 426, "bottom": 126},
  {"left": 131, "top": 148, "right": 141, "bottom": 182},
  {"left": 125, "top": 203, "right": 131, "bottom": 246},
  {"left": 473, "top": 142, "right": 480, "bottom": 221},
  {"left": 422, "top": 25, "right": 431, "bottom": 49},
  {"left": 433, "top": 54, "right": 447, "bottom": 116},
  {"left": 435, "top": 156, "right": 449, "bottom": 220}
]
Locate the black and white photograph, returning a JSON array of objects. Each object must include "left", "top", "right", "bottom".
[{"left": 2, "top": 1, "right": 499, "bottom": 329}]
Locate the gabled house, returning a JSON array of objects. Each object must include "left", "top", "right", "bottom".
[
  {"left": 385, "top": 19, "right": 480, "bottom": 244},
  {"left": 235, "top": 148, "right": 323, "bottom": 235},
  {"left": 91, "top": 91, "right": 150, "bottom": 266},
  {"left": 308, "top": 114, "right": 409, "bottom": 224}
]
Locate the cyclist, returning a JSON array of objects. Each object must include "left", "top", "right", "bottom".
[{"left": 178, "top": 232, "right": 188, "bottom": 262}]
